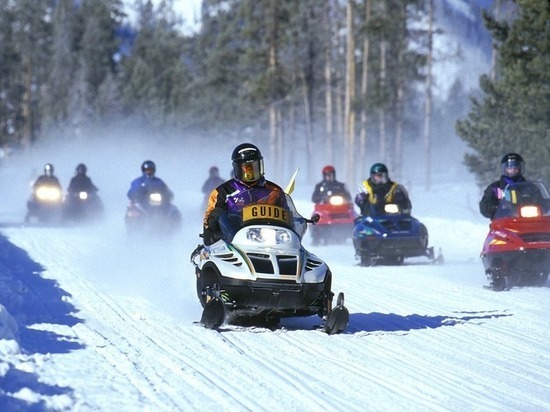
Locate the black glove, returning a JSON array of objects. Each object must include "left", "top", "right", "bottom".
[{"left": 207, "top": 207, "right": 223, "bottom": 230}]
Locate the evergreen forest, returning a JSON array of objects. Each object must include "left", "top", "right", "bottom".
[{"left": 0, "top": 0, "right": 548, "bottom": 186}]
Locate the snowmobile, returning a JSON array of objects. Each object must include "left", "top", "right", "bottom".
[
  {"left": 25, "top": 182, "right": 63, "bottom": 225},
  {"left": 190, "top": 190, "right": 349, "bottom": 334},
  {"left": 481, "top": 181, "right": 550, "bottom": 291},
  {"left": 125, "top": 190, "right": 181, "bottom": 236},
  {"left": 310, "top": 192, "right": 356, "bottom": 246},
  {"left": 353, "top": 203, "right": 442, "bottom": 266},
  {"left": 63, "top": 190, "right": 104, "bottom": 224}
]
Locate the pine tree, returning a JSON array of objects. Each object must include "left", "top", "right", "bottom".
[
  {"left": 119, "top": 0, "right": 192, "bottom": 130},
  {"left": 456, "top": 0, "right": 550, "bottom": 185}
]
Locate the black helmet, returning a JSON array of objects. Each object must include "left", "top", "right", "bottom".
[
  {"left": 231, "top": 143, "right": 264, "bottom": 184},
  {"left": 44, "top": 163, "right": 54, "bottom": 177},
  {"left": 76, "top": 163, "right": 87, "bottom": 175},
  {"left": 141, "top": 160, "right": 156, "bottom": 176},
  {"left": 370, "top": 163, "right": 389, "bottom": 185},
  {"left": 500, "top": 153, "right": 524, "bottom": 178}
]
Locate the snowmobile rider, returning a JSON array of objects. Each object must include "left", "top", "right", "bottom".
[
  {"left": 479, "top": 153, "right": 528, "bottom": 219},
  {"left": 201, "top": 166, "right": 225, "bottom": 208},
  {"left": 355, "top": 163, "right": 411, "bottom": 216},
  {"left": 202, "top": 143, "right": 288, "bottom": 246},
  {"left": 202, "top": 166, "right": 225, "bottom": 197},
  {"left": 32, "top": 163, "right": 62, "bottom": 190},
  {"left": 67, "top": 163, "right": 98, "bottom": 195},
  {"left": 127, "top": 160, "right": 174, "bottom": 206},
  {"left": 311, "top": 165, "right": 352, "bottom": 204}
]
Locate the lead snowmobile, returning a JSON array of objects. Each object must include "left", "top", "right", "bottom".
[
  {"left": 190, "top": 189, "right": 349, "bottom": 334},
  {"left": 481, "top": 181, "right": 550, "bottom": 291}
]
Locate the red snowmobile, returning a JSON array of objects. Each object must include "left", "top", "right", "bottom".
[
  {"left": 481, "top": 181, "right": 550, "bottom": 291},
  {"left": 310, "top": 192, "right": 356, "bottom": 246}
]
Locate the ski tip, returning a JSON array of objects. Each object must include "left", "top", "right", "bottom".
[{"left": 200, "top": 297, "right": 226, "bottom": 329}]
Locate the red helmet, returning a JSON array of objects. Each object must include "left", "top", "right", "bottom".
[
  {"left": 322, "top": 165, "right": 335, "bottom": 174},
  {"left": 322, "top": 165, "right": 335, "bottom": 181}
]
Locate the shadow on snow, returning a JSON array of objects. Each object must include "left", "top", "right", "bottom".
[
  {"left": 278, "top": 310, "right": 512, "bottom": 334},
  {"left": 0, "top": 232, "right": 83, "bottom": 406},
  {"left": 346, "top": 310, "right": 512, "bottom": 333}
]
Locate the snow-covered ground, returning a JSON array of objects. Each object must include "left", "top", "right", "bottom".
[{"left": 1, "top": 137, "right": 549, "bottom": 411}]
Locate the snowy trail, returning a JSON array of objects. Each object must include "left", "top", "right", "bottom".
[{"left": 2, "top": 213, "right": 550, "bottom": 411}]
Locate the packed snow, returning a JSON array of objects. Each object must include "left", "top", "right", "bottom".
[{"left": 0, "top": 136, "right": 549, "bottom": 411}]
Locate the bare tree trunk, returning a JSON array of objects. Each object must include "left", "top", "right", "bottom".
[
  {"left": 302, "top": 70, "right": 314, "bottom": 182},
  {"left": 394, "top": 4, "right": 406, "bottom": 181},
  {"left": 276, "top": 108, "right": 284, "bottom": 178},
  {"left": 379, "top": 38, "right": 387, "bottom": 162},
  {"left": 345, "top": 0, "right": 356, "bottom": 188},
  {"left": 323, "top": 0, "right": 334, "bottom": 165},
  {"left": 332, "top": 1, "right": 345, "bottom": 170},
  {"left": 423, "top": 0, "right": 434, "bottom": 190},
  {"left": 21, "top": 54, "right": 33, "bottom": 149},
  {"left": 267, "top": 0, "right": 280, "bottom": 181},
  {"left": 359, "top": 0, "right": 372, "bottom": 179}
]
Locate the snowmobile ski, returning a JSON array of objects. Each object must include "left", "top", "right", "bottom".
[
  {"left": 200, "top": 285, "right": 226, "bottom": 329},
  {"left": 324, "top": 292, "right": 349, "bottom": 335}
]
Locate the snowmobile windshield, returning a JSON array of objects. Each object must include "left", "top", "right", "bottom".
[
  {"left": 494, "top": 181, "right": 550, "bottom": 219},
  {"left": 218, "top": 192, "right": 307, "bottom": 241}
]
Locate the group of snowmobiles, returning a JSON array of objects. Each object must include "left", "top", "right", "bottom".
[
  {"left": 24, "top": 153, "right": 549, "bottom": 336},
  {"left": 24, "top": 162, "right": 181, "bottom": 236},
  {"left": 25, "top": 177, "right": 104, "bottom": 226}
]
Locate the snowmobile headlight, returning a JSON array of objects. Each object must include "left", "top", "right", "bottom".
[
  {"left": 384, "top": 204, "right": 399, "bottom": 214},
  {"left": 246, "top": 228, "right": 292, "bottom": 244},
  {"left": 519, "top": 205, "right": 541, "bottom": 218},
  {"left": 329, "top": 195, "right": 345, "bottom": 206},
  {"left": 36, "top": 186, "right": 62, "bottom": 202},
  {"left": 78, "top": 191, "right": 88, "bottom": 200},
  {"left": 149, "top": 193, "right": 162, "bottom": 206}
]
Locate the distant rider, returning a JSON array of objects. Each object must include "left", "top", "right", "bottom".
[
  {"left": 67, "top": 163, "right": 98, "bottom": 195},
  {"left": 355, "top": 163, "right": 411, "bottom": 216},
  {"left": 311, "top": 165, "right": 352, "bottom": 204},
  {"left": 127, "top": 160, "right": 174, "bottom": 207},
  {"left": 32, "top": 163, "right": 62, "bottom": 190},
  {"left": 202, "top": 143, "right": 287, "bottom": 245},
  {"left": 479, "top": 153, "right": 527, "bottom": 220},
  {"left": 201, "top": 166, "right": 225, "bottom": 208},
  {"left": 26, "top": 163, "right": 63, "bottom": 222}
]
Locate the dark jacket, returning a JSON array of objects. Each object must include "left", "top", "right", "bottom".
[
  {"left": 311, "top": 180, "right": 351, "bottom": 204},
  {"left": 355, "top": 178, "right": 411, "bottom": 216},
  {"left": 68, "top": 174, "right": 98, "bottom": 194},
  {"left": 33, "top": 175, "right": 61, "bottom": 189},
  {"left": 203, "top": 177, "right": 287, "bottom": 245},
  {"left": 479, "top": 175, "right": 526, "bottom": 219}
]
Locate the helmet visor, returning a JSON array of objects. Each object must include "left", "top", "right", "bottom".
[
  {"left": 502, "top": 159, "right": 523, "bottom": 178},
  {"left": 235, "top": 160, "right": 263, "bottom": 183}
]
